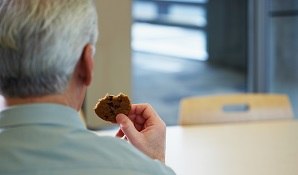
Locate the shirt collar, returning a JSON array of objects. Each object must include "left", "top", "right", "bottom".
[{"left": 0, "top": 103, "right": 85, "bottom": 129}]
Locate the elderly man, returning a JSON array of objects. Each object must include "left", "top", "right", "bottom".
[{"left": 0, "top": 0, "right": 175, "bottom": 174}]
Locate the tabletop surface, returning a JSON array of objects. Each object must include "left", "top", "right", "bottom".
[
  {"left": 96, "top": 120, "right": 298, "bottom": 175},
  {"left": 166, "top": 120, "right": 298, "bottom": 175}
]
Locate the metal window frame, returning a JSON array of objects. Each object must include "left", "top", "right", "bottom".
[{"left": 247, "top": 0, "right": 272, "bottom": 92}]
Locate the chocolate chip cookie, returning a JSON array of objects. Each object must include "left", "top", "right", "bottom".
[{"left": 94, "top": 93, "right": 131, "bottom": 123}]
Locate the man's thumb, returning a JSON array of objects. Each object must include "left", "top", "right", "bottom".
[{"left": 116, "top": 114, "right": 139, "bottom": 140}]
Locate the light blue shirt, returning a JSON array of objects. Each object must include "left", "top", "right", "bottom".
[{"left": 0, "top": 104, "right": 175, "bottom": 175}]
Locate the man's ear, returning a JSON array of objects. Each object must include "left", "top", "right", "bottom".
[{"left": 78, "top": 44, "right": 94, "bottom": 86}]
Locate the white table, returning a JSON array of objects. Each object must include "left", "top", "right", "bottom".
[{"left": 96, "top": 120, "right": 298, "bottom": 175}]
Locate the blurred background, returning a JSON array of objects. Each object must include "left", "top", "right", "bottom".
[
  {"left": 81, "top": 0, "right": 298, "bottom": 129},
  {"left": 131, "top": 0, "right": 298, "bottom": 125}
]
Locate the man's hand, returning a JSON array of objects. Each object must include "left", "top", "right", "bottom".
[{"left": 115, "top": 103, "right": 166, "bottom": 163}]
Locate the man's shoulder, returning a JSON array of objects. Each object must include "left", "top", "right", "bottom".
[
  {"left": 0, "top": 126, "right": 175, "bottom": 175},
  {"left": 67, "top": 131, "right": 175, "bottom": 174}
]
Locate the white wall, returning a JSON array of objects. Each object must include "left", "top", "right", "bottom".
[{"left": 85, "top": 0, "right": 132, "bottom": 129}]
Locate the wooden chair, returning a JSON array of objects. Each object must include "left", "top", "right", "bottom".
[{"left": 179, "top": 93, "right": 294, "bottom": 125}]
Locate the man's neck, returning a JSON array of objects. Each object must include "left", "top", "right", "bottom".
[{"left": 5, "top": 94, "right": 72, "bottom": 109}]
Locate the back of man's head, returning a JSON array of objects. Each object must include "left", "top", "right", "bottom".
[{"left": 0, "top": 0, "right": 98, "bottom": 98}]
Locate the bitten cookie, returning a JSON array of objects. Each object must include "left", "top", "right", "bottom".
[{"left": 94, "top": 93, "right": 131, "bottom": 123}]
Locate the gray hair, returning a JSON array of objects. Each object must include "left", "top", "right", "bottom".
[{"left": 0, "top": 0, "right": 98, "bottom": 98}]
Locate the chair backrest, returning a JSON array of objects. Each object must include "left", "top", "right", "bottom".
[{"left": 179, "top": 93, "right": 294, "bottom": 125}]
